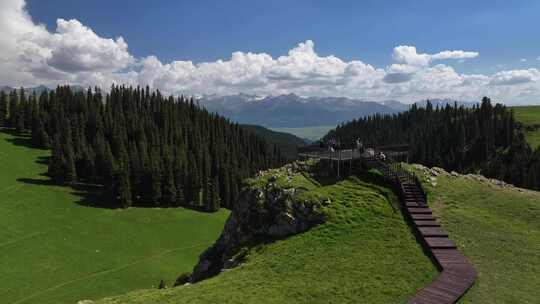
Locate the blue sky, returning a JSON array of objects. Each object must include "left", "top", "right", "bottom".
[
  {"left": 27, "top": 0, "right": 540, "bottom": 74},
  {"left": 1, "top": 0, "right": 539, "bottom": 104}
]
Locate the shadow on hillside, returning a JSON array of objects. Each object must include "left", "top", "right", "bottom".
[
  {"left": 17, "top": 176, "right": 116, "bottom": 209},
  {"left": 2, "top": 129, "right": 112, "bottom": 209},
  {"left": 1, "top": 128, "right": 49, "bottom": 150},
  {"left": 17, "top": 177, "right": 55, "bottom": 186},
  {"left": 5, "top": 135, "right": 34, "bottom": 149},
  {"left": 35, "top": 156, "right": 50, "bottom": 165},
  {"left": 70, "top": 183, "right": 112, "bottom": 209}
]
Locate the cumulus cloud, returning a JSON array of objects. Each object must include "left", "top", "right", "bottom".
[
  {"left": 0, "top": 0, "right": 539, "bottom": 104},
  {"left": 489, "top": 69, "right": 540, "bottom": 86},
  {"left": 45, "top": 19, "right": 133, "bottom": 73},
  {"left": 391, "top": 45, "right": 478, "bottom": 67},
  {"left": 383, "top": 72, "right": 414, "bottom": 84}
]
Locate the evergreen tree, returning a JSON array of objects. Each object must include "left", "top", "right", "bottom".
[
  {"left": 162, "top": 168, "right": 177, "bottom": 207},
  {"left": 323, "top": 97, "right": 540, "bottom": 191},
  {"left": 210, "top": 176, "right": 221, "bottom": 212},
  {"left": 30, "top": 85, "right": 284, "bottom": 209},
  {"left": 0, "top": 91, "right": 7, "bottom": 126},
  {"left": 113, "top": 169, "right": 132, "bottom": 208},
  {"left": 8, "top": 90, "right": 18, "bottom": 128}
]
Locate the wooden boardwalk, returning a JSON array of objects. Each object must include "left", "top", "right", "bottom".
[
  {"left": 301, "top": 151, "right": 477, "bottom": 303},
  {"left": 365, "top": 157, "right": 477, "bottom": 304}
]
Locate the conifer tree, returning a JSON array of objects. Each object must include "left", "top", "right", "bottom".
[
  {"left": 30, "top": 85, "right": 284, "bottom": 209},
  {"left": 113, "top": 169, "right": 132, "bottom": 208},
  {"left": 0, "top": 91, "right": 7, "bottom": 126},
  {"left": 8, "top": 90, "right": 18, "bottom": 128},
  {"left": 162, "top": 168, "right": 177, "bottom": 207}
]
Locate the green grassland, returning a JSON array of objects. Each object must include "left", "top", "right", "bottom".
[
  {"left": 511, "top": 105, "right": 540, "bottom": 149},
  {"left": 271, "top": 125, "right": 335, "bottom": 141},
  {"left": 0, "top": 130, "right": 229, "bottom": 304},
  {"left": 96, "top": 169, "right": 437, "bottom": 304},
  {"left": 417, "top": 170, "right": 540, "bottom": 303}
]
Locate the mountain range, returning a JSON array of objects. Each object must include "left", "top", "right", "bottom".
[
  {"left": 0, "top": 85, "right": 477, "bottom": 129},
  {"left": 198, "top": 93, "right": 477, "bottom": 128},
  {"left": 0, "top": 85, "right": 84, "bottom": 95}
]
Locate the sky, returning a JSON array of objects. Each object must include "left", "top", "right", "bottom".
[{"left": 1, "top": 0, "right": 539, "bottom": 104}]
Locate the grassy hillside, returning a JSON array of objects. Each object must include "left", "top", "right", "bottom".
[
  {"left": 511, "top": 105, "right": 540, "bottom": 149},
  {"left": 96, "top": 168, "right": 437, "bottom": 303},
  {"left": 0, "top": 130, "right": 228, "bottom": 304},
  {"left": 271, "top": 125, "right": 335, "bottom": 141},
  {"left": 414, "top": 167, "right": 540, "bottom": 303},
  {"left": 241, "top": 124, "right": 306, "bottom": 159}
]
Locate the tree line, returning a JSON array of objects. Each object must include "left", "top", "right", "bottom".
[
  {"left": 324, "top": 97, "right": 540, "bottom": 191},
  {"left": 0, "top": 86, "right": 285, "bottom": 210}
]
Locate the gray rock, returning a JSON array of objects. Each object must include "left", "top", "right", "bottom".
[{"left": 190, "top": 177, "right": 325, "bottom": 283}]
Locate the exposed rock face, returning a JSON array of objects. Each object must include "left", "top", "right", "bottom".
[
  {"left": 413, "top": 163, "right": 525, "bottom": 191},
  {"left": 191, "top": 175, "right": 325, "bottom": 282}
]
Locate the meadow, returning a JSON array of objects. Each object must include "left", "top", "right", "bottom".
[
  {"left": 511, "top": 105, "right": 540, "bottom": 149},
  {"left": 418, "top": 169, "right": 540, "bottom": 303},
  {"left": 97, "top": 170, "right": 437, "bottom": 303},
  {"left": 0, "top": 130, "right": 228, "bottom": 304}
]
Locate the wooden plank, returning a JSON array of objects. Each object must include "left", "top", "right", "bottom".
[
  {"left": 414, "top": 220, "right": 441, "bottom": 227},
  {"left": 408, "top": 208, "right": 432, "bottom": 214},
  {"left": 411, "top": 214, "right": 437, "bottom": 220},
  {"left": 406, "top": 202, "right": 428, "bottom": 208},
  {"left": 418, "top": 227, "right": 448, "bottom": 237},
  {"left": 425, "top": 237, "right": 457, "bottom": 249}
]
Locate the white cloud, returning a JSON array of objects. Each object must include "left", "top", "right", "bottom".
[
  {"left": 46, "top": 19, "right": 133, "bottom": 73},
  {"left": 0, "top": 0, "right": 539, "bottom": 104},
  {"left": 489, "top": 69, "right": 540, "bottom": 86},
  {"left": 520, "top": 58, "right": 527, "bottom": 62},
  {"left": 383, "top": 46, "right": 479, "bottom": 84},
  {"left": 391, "top": 45, "right": 478, "bottom": 67}
]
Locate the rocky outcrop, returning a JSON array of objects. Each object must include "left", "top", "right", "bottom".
[
  {"left": 412, "top": 163, "right": 528, "bottom": 191},
  {"left": 190, "top": 167, "right": 326, "bottom": 283}
]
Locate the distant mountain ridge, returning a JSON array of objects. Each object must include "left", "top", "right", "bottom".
[
  {"left": 198, "top": 93, "right": 477, "bottom": 128},
  {"left": 1, "top": 85, "right": 477, "bottom": 127},
  {"left": 0, "top": 85, "right": 85, "bottom": 95},
  {"left": 198, "top": 93, "right": 401, "bottom": 128},
  {"left": 241, "top": 124, "right": 306, "bottom": 160}
]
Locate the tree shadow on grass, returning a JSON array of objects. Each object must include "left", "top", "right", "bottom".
[
  {"left": 16, "top": 177, "right": 115, "bottom": 209},
  {"left": 69, "top": 183, "right": 112, "bottom": 209},
  {"left": 35, "top": 156, "right": 50, "bottom": 165},
  {"left": 1, "top": 128, "right": 48, "bottom": 150}
]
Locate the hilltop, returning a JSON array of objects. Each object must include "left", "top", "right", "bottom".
[
  {"left": 95, "top": 162, "right": 437, "bottom": 303},
  {"left": 93, "top": 160, "right": 540, "bottom": 304}
]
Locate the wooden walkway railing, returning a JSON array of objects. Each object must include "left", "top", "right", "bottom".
[{"left": 301, "top": 150, "right": 477, "bottom": 303}]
